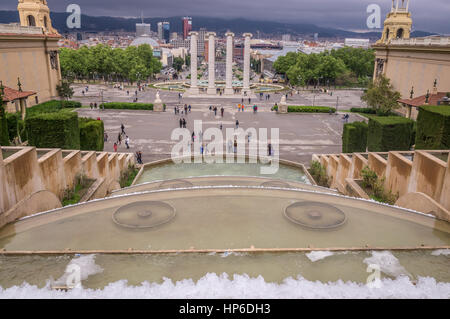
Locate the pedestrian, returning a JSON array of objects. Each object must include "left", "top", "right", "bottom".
[
  {"left": 94, "top": 103, "right": 97, "bottom": 109},
  {"left": 184, "top": 105, "right": 188, "bottom": 114},
  {"left": 234, "top": 138, "right": 238, "bottom": 153},
  {"left": 113, "top": 142, "right": 118, "bottom": 152},
  {"left": 242, "top": 104, "right": 245, "bottom": 112},
  {"left": 125, "top": 136, "right": 130, "bottom": 149},
  {"left": 191, "top": 131, "right": 195, "bottom": 143},
  {"left": 117, "top": 133, "right": 122, "bottom": 145},
  {"left": 236, "top": 120, "right": 239, "bottom": 129},
  {"left": 179, "top": 118, "right": 183, "bottom": 128},
  {"left": 104, "top": 132, "right": 108, "bottom": 142},
  {"left": 188, "top": 105, "right": 191, "bottom": 113},
  {"left": 209, "top": 105, "right": 212, "bottom": 112},
  {"left": 248, "top": 98, "right": 251, "bottom": 104},
  {"left": 127, "top": 90, "right": 129, "bottom": 95},
  {"left": 227, "top": 140, "right": 233, "bottom": 153},
  {"left": 90, "top": 103, "right": 93, "bottom": 109},
  {"left": 183, "top": 118, "right": 186, "bottom": 128},
  {"left": 248, "top": 131, "right": 252, "bottom": 143},
  {"left": 268, "top": 142, "right": 272, "bottom": 156},
  {"left": 214, "top": 107, "right": 217, "bottom": 116},
  {"left": 200, "top": 144, "right": 204, "bottom": 155},
  {"left": 241, "top": 98, "right": 244, "bottom": 104},
  {"left": 219, "top": 123, "right": 223, "bottom": 130},
  {"left": 138, "top": 151, "right": 143, "bottom": 164},
  {"left": 121, "top": 124, "right": 126, "bottom": 135}
]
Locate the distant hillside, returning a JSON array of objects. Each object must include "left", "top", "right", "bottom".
[{"left": 0, "top": 11, "right": 436, "bottom": 39}]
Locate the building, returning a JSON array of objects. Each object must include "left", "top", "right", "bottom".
[
  {"left": 170, "top": 32, "right": 178, "bottom": 41},
  {"left": 282, "top": 34, "right": 291, "bottom": 42},
  {"left": 136, "top": 23, "right": 151, "bottom": 37},
  {"left": 344, "top": 38, "right": 370, "bottom": 49},
  {"left": 170, "top": 38, "right": 190, "bottom": 49},
  {"left": 198, "top": 28, "right": 207, "bottom": 56},
  {"left": 0, "top": 0, "right": 62, "bottom": 111},
  {"left": 162, "top": 22, "right": 170, "bottom": 43},
  {"left": 182, "top": 17, "right": 192, "bottom": 40},
  {"left": 372, "top": 0, "right": 450, "bottom": 112},
  {"left": 157, "top": 22, "right": 163, "bottom": 41}
]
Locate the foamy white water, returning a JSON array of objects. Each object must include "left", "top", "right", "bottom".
[
  {"left": 306, "top": 251, "right": 335, "bottom": 262},
  {"left": 52, "top": 255, "right": 103, "bottom": 287},
  {"left": 1, "top": 274, "right": 449, "bottom": 299},
  {"left": 431, "top": 249, "right": 450, "bottom": 256},
  {"left": 363, "top": 251, "right": 412, "bottom": 278}
]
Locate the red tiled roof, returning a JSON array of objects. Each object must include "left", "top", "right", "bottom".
[
  {"left": 398, "top": 92, "right": 448, "bottom": 107},
  {"left": 2, "top": 86, "right": 36, "bottom": 102}
]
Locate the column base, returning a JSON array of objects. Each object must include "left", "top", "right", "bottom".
[
  {"left": 207, "top": 87, "right": 217, "bottom": 95},
  {"left": 224, "top": 88, "right": 234, "bottom": 95}
]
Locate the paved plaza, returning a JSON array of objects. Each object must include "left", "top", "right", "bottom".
[{"left": 75, "top": 84, "right": 366, "bottom": 164}]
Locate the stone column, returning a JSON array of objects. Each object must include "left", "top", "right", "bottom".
[
  {"left": 243, "top": 33, "right": 252, "bottom": 94},
  {"left": 224, "top": 32, "right": 235, "bottom": 95},
  {"left": 207, "top": 32, "right": 217, "bottom": 95},
  {"left": 189, "top": 31, "right": 199, "bottom": 94}
]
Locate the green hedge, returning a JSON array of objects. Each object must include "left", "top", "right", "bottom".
[
  {"left": 367, "top": 116, "right": 415, "bottom": 152},
  {"left": 0, "top": 109, "right": 9, "bottom": 146},
  {"left": 415, "top": 105, "right": 450, "bottom": 150},
  {"left": 100, "top": 102, "right": 153, "bottom": 110},
  {"left": 288, "top": 106, "right": 336, "bottom": 113},
  {"left": 5, "top": 112, "right": 26, "bottom": 141},
  {"left": 342, "top": 121, "right": 368, "bottom": 153},
  {"left": 350, "top": 107, "right": 377, "bottom": 114},
  {"left": 26, "top": 100, "right": 81, "bottom": 117},
  {"left": 79, "top": 118, "right": 104, "bottom": 151},
  {"left": 26, "top": 110, "right": 80, "bottom": 149}
]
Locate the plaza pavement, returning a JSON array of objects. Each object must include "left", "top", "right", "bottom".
[{"left": 74, "top": 84, "right": 366, "bottom": 164}]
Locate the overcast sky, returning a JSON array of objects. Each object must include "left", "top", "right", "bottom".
[{"left": 1, "top": 0, "right": 449, "bottom": 33}]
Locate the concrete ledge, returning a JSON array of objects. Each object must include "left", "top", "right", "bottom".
[
  {"left": 345, "top": 178, "right": 370, "bottom": 200},
  {"left": 396, "top": 192, "right": 450, "bottom": 222}
]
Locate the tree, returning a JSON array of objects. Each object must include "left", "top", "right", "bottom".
[
  {"left": 56, "top": 80, "right": 75, "bottom": 108},
  {"left": 361, "top": 75, "right": 401, "bottom": 116},
  {"left": 173, "top": 57, "right": 184, "bottom": 72}
]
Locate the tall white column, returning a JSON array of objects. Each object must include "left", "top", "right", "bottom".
[
  {"left": 207, "top": 32, "right": 216, "bottom": 95},
  {"left": 224, "top": 32, "right": 235, "bottom": 95},
  {"left": 243, "top": 33, "right": 252, "bottom": 94},
  {"left": 189, "top": 31, "right": 199, "bottom": 94}
]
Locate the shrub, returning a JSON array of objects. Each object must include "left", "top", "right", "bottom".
[
  {"left": 79, "top": 117, "right": 104, "bottom": 151},
  {"left": 26, "top": 100, "right": 81, "bottom": 117},
  {"left": 100, "top": 102, "right": 153, "bottom": 110},
  {"left": 360, "top": 166, "right": 398, "bottom": 205},
  {"left": 0, "top": 111, "right": 8, "bottom": 146},
  {"left": 367, "top": 116, "right": 415, "bottom": 152},
  {"left": 288, "top": 106, "right": 336, "bottom": 113},
  {"left": 342, "top": 121, "right": 368, "bottom": 153},
  {"left": 415, "top": 105, "right": 450, "bottom": 150},
  {"left": 26, "top": 110, "right": 80, "bottom": 149},
  {"left": 350, "top": 107, "right": 377, "bottom": 114},
  {"left": 309, "top": 160, "right": 329, "bottom": 187}
]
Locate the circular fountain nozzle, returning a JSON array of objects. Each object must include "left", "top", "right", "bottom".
[
  {"left": 284, "top": 201, "right": 346, "bottom": 230},
  {"left": 112, "top": 201, "right": 176, "bottom": 229}
]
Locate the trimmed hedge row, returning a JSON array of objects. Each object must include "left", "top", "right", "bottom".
[
  {"left": 288, "top": 106, "right": 336, "bottom": 113},
  {"left": 26, "top": 110, "right": 80, "bottom": 149},
  {"left": 0, "top": 109, "right": 9, "bottom": 146},
  {"left": 342, "top": 121, "right": 368, "bottom": 153},
  {"left": 6, "top": 113, "right": 25, "bottom": 141},
  {"left": 350, "top": 107, "right": 377, "bottom": 114},
  {"left": 100, "top": 102, "right": 153, "bottom": 110},
  {"left": 79, "top": 118, "right": 104, "bottom": 151},
  {"left": 26, "top": 100, "right": 81, "bottom": 117},
  {"left": 415, "top": 105, "right": 450, "bottom": 150},
  {"left": 367, "top": 116, "right": 415, "bottom": 152}
]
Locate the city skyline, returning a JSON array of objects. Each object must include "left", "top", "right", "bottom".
[{"left": 0, "top": 0, "right": 449, "bottom": 34}]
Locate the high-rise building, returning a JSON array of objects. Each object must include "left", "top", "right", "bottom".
[
  {"left": 157, "top": 22, "right": 163, "bottom": 41},
  {"left": 163, "top": 22, "right": 170, "bottom": 43},
  {"left": 198, "top": 28, "right": 207, "bottom": 56},
  {"left": 136, "top": 23, "right": 151, "bottom": 37},
  {"left": 182, "top": 17, "right": 192, "bottom": 40}
]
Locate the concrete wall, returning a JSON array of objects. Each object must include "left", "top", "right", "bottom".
[
  {"left": 313, "top": 150, "right": 450, "bottom": 216},
  {"left": 0, "top": 146, "right": 135, "bottom": 224}
]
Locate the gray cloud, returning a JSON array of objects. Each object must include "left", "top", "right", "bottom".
[{"left": 0, "top": 0, "right": 448, "bottom": 33}]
